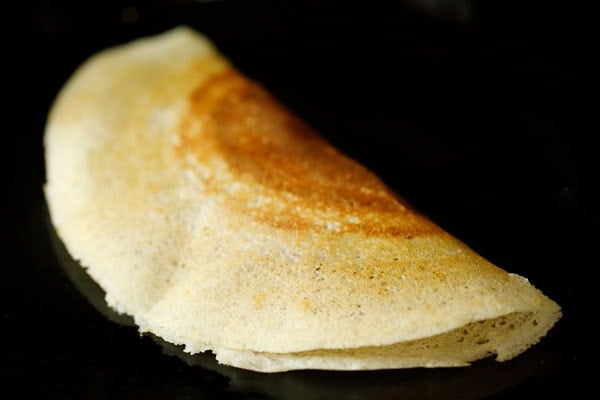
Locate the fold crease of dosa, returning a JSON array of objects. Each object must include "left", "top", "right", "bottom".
[{"left": 44, "top": 26, "right": 561, "bottom": 373}]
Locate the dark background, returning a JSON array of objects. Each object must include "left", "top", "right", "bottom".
[{"left": 3, "top": 0, "right": 597, "bottom": 398}]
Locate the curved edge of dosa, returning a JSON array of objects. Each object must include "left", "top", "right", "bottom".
[{"left": 211, "top": 308, "right": 561, "bottom": 372}]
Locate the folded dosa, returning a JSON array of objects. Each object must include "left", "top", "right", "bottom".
[{"left": 44, "top": 26, "right": 561, "bottom": 372}]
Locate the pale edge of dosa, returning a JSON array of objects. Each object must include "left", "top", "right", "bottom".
[{"left": 44, "top": 26, "right": 561, "bottom": 372}]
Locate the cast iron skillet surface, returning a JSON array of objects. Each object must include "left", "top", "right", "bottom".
[{"left": 4, "top": 0, "right": 596, "bottom": 398}]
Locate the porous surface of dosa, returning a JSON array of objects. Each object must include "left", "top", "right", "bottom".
[{"left": 44, "top": 27, "right": 561, "bottom": 372}]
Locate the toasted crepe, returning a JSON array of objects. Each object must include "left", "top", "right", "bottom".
[{"left": 44, "top": 26, "right": 561, "bottom": 372}]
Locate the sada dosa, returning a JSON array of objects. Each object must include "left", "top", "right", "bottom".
[{"left": 44, "top": 27, "right": 561, "bottom": 373}]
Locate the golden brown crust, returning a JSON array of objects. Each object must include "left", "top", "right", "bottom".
[{"left": 177, "top": 70, "right": 442, "bottom": 237}]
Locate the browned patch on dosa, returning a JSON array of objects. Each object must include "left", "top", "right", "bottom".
[{"left": 177, "top": 69, "right": 441, "bottom": 237}]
